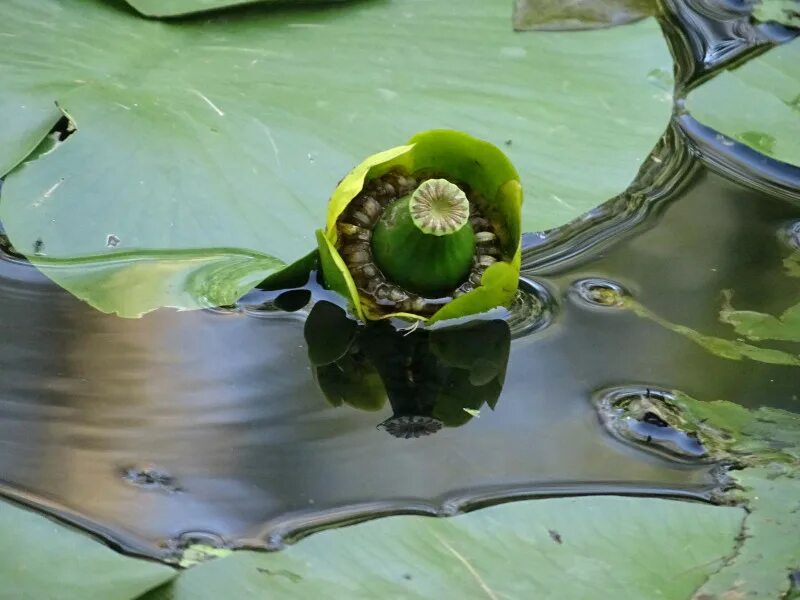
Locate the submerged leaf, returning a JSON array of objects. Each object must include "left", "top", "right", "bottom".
[
  {"left": 720, "top": 289, "right": 800, "bottom": 343},
  {"left": 0, "top": 0, "right": 673, "bottom": 316},
  {"left": 625, "top": 298, "right": 800, "bottom": 366},
  {"left": 718, "top": 253, "right": 800, "bottom": 343},
  {"left": 513, "top": 0, "right": 659, "bottom": 31},
  {"left": 685, "top": 40, "right": 800, "bottom": 167}
]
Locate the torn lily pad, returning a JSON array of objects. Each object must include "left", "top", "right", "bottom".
[
  {"left": 318, "top": 130, "right": 522, "bottom": 323},
  {"left": 597, "top": 388, "right": 800, "bottom": 598}
]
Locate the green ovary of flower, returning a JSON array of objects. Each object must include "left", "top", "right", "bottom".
[{"left": 371, "top": 180, "right": 476, "bottom": 299}]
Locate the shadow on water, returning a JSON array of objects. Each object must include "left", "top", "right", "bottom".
[{"left": 0, "top": 0, "right": 798, "bottom": 562}]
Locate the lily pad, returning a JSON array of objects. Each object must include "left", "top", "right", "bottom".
[
  {"left": 31, "top": 248, "right": 283, "bottom": 318},
  {"left": 123, "top": 0, "right": 337, "bottom": 18},
  {"left": 753, "top": 0, "right": 800, "bottom": 27},
  {"left": 670, "top": 392, "right": 800, "bottom": 463},
  {"left": 513, "top": 0, "right": 658, "bottom": 31},
  {"left": 0, "top": 498, "right": 175, "bottom": 599},
  {"left": 598, "top": 390, "right": 800, "bottom": 598},
  {"left": 697, "top": 468, "right": 800, "bottom": 599},
  {"left": 685, "top": 40, "right": 800, "bottom": 167},
  {"left": 0, "top": 0, "right": 673, "bottom": 316},
  {"left": 653, "top": 393, "right": 800, "bottom": 599},
  {"left": 142, "top": 496, "right": 742, "bottom": 599}
]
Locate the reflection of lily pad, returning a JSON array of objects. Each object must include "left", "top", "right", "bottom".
[
  {"left": 142, "top": 496, "right": 742, "bottom": 599},
  {"left": 513, "top": 0, "right": 658, "bottom": 31},
  {"left": 304, "top": 301, "right": 358, "bottom": 366},
  {"left": 0, "top": 499, "right": 175, "bottom": 599},
  {"left": 685, "top": 40, "right": 800, "bottom": 167},
  {"left": 430, "top": 319, "right": 510, "bottom": 387},
  {"left": 0, "top": 0, "right": 672, "bottom": 316}
]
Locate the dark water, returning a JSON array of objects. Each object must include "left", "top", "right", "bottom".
[{"left": 0, "top": 0, "right": 798, "bottom": 562}]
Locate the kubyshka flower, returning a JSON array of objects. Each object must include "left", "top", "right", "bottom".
[{"left": 316, "top": 130, "right": 522, "bottom": 323}]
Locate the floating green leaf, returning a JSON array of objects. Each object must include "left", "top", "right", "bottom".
[
  {"left": 662, "top": 393, "right": 800, "bottom": 598},
  {"left": 786, "top": 252, "right": 800, "bottom": 277},
  {"left": 178, "top": 545, "right": 234, "bottom": 569},
  {"left": 0, "top": 0, "right": 673, "bottom": 316},
  {"left": 30, "top": 248, "right": 282, "bottom": 318},
  {"left": 123, "top": 0, "right": 338, "bottom": 18},
  {"left": 670, "top": 392, "right": 800, "bottom": 463},
  {"left": 598, "top": 389, "right": 800, "bottom": 597},
  {"left": 685, "top": 40, "right": 800, "bottom": 167},
  {"left": 513, "top": 0, "right": 659, "bottom": 31},
  {"left": 142, "top": 496, "right": 742, "bottom": 600},
  {"left": 0, "top": 499, "right": 175, "bottom": 599},
  {"left": 753, "top": 0, "right": 800, "bottom": 27}
]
